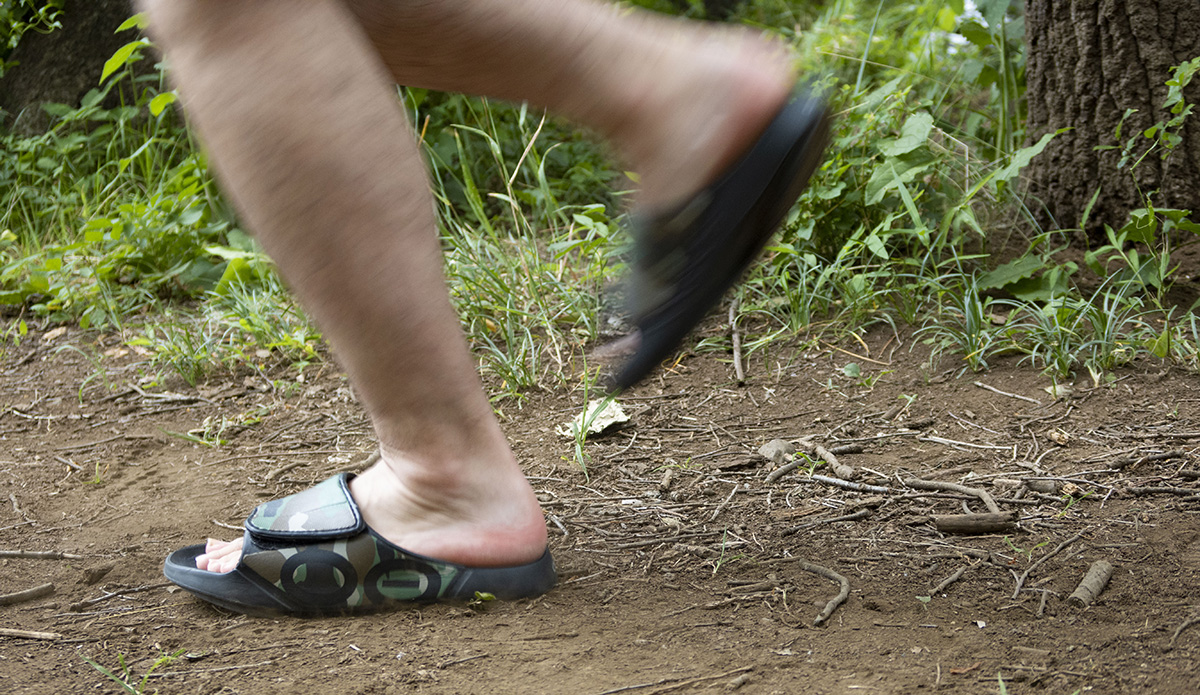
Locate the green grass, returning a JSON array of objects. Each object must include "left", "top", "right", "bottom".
[{"left": 0, "top": 0, "right": 1197, "bottom": 399}]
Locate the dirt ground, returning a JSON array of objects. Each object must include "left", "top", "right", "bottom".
[{"left": 2, "top": 320, "right": 1199, "bottom": 695}]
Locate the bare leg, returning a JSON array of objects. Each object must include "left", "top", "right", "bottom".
[
  {"left": 141, "top": 0, "right": 795, "bottom": 574},
  {"left": 345, "top": 0, "right": 795, "bottom": 209},
  {"left": 142, "top": 0, "right": 547, "bottom": 571}
]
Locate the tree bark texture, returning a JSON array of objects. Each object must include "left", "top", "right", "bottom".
[
  {"left": 1024, "top": 0, "right": 1200, "bottom": 237},
  {"left": 0, "top": 0, "right": 139, "bottom": 134}
]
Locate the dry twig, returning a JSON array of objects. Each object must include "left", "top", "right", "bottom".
[
  {"left": 933, "top": 566, "right": 969, "bottom": 594},
  {"left": 904, "top": 478, "right": 1001, "bottom": 514},
  {"left": 728, "top": 298, "right": 744, "bottom": 384},
  {"left": 973, "top": 381, "right": 1041, "bottom": 405},
  {"left": 0, "top": 550, "right": 83, "bottom": 560},
  {"left": 0, "top": 628, "right": 62, "bottom": 640},
  {"left": 930, "top": 512, "right": 1017, "bottom": 535},
  {"left": 773, "top": 557, "right": 850, "bottom": 626},
  {"left": 0, "top": 582, "right": 54, "bottom": 606},
  {"left": 1067, "top": 560, "right": 1114, "bottom": 607},
  {"left": 1011, "top": 529, "right": 1088, "bottom": 599}
]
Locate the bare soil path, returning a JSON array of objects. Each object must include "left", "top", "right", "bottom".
[{"left": 2, "top": 324, "right": 1199, "bottom": 694}]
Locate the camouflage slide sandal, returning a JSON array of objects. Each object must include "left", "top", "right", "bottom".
[
  {"left": 610, "top": 90, "right": 832, "bottom": 390},
  {"left": 163, "top": 473, "right": 557, "bottom": 617}
]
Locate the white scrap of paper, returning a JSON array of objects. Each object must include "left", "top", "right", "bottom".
[{"left": 557, "top": 399, "right": 629, "bottom": 438}]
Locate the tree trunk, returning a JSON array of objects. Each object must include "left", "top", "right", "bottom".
[
  {"left": 1024, "top": 0, "right": 1200, "bottom": 238},
  {"left": 0, "top": 0, "right": 138, "bottom": 134}
]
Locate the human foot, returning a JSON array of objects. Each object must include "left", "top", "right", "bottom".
[{"left": 194, "top": 448, "right": 548, "bottom": 574}]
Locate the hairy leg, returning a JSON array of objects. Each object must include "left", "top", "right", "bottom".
[
  {"left": 346, "top": 0, "right": 795, "bottom": 209},
  {"left": 143, "top": 0, "right": 796, "bottom": 574},
  {"left": 140, "top": 0, "right": 547, "bottom": 571}
]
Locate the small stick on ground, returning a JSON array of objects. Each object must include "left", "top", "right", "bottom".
[
  {"left": 1012, "top": 529, "right": 1088, "bottom": 599},
  {"left": 1067, "top": 560, "right": 1114, "bottom": 608},
  {"left": 0, "top": 628, "right": 63, "bottom": 640},
  {"left": 263, "top": 460, "right": 306, "bottom": 481},
  {"left": 774, "top": 556, "right": 850, "bottom": 626},
  {"left": 0, "top": 550, "right": 83, "bottom": 560},
  {"left": 595, "top": 666, "right": 753, "bottom": 695},
  {"left": 68, "top": 581, "right": 174, "bottom": 612},
  {"left": 0, "top": 582, "right": 54, "bottom": 606},
  {"left": 807, "top": 475, "right": 891, "bottom": 494},
  {"left": 1168, "top": 615, "right": 1200, "bottom": 649},
  {"left": 933, "top": 566, "right": 969, "bottom": 594},
  {"left": 796, "top": 440, "right": 855, "bottom": 479},
  {"left": 973, "top": 381, "right": 1041, "bottom": 405},
  {"left": 729, "top": 298, "right": 744, "bottom": 384},
  {"left": 709, "top": 485, "right": 739, "bottom": 522},
  {"left": 783, "top": 509, "right": 871, "bottom": 536},
  {"left": 904, "top": 478, "right": 1001, "bottom": 514},
  {"left": 931, "top": 512, "right": 1017, "bottom": 535}
]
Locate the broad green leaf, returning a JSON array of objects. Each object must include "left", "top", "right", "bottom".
[
  {"left": 1149, "top": 329, "right": 1171, "bottom": 359},
  {"left": 937, "top": 7, "right": 957, "bottom": 32},
  {"left": 957, "top": 20, "right": 992, "bottom": 47},
  {"left": 101, "top": 39, "right": 149, "bottom": 83},
  {"left": 116, "top": 13, "right": 148, "bottom": 32},
  {"left": 1006, "top": 266, "right": 1074, "bottom": 302},
  {"left": 877, "top": 111, "right": 934, "bottom": 157},
  {"left": 977, "top": 0, "right": 1008, "bottom": 31},
  {"left": 864, "top": 232, "right": 887, "bottom": 259},
  {"left": 214, "top": 258, "right": 252, "bottom": 295},
  {"left": 865, "top": 151, "right": 934, "bottom": 205},
  {"left": 149, "top": 92, "right": 177, "bottom": 117},
  {"left": 979, "top": 255, "right": 1045, "bottom": 290},
  {"left": 994, "top": 129, "right": 1066, "bottom": 183},
  {"left": 1121, "top": 209, "right": 1157, "bottom": 245}
]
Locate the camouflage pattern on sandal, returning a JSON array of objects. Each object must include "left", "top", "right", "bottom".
[{"left": 240, "top": 473, "right": 462, "bottom": 611}]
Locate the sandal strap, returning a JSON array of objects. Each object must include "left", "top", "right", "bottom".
[{"left": 245, "top": 473, "right": 364, "bottom": 541}]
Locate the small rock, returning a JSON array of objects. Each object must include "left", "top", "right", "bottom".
[
  {"left": 757, "top": 439, "right": 795, "bottom": 465},
  {"left": 81, "top": 563, "right": 115, "bottom": 585}
]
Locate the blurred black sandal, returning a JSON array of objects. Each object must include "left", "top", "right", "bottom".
[{"left": 610, "top": 90, "right": 831, "bottom": 390}]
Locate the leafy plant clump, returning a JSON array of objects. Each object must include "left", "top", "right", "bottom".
[{"left": 1, "top": 1, "right": 1198, "bottom": 394}]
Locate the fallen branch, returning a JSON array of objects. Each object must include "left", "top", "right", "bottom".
[
  {"left": 783, "top": 509, "right": 871, "bottom": 536},
  {"left": 794, "top": 440, "right": 855, "bottom": 479},
  {"left": 933, "top": 566, "right": 969, "bottom": 594},
  {"left": 146, "top": 660, "right": 275, "bottom": 679},
  {"left": 1011, "top": 529, "right": 1088, "bottom": 599},
  {"left": 774, "top": 557, "right": 850, "bottom": 626},
  {"left": 973, "top": 381, "right": 1041, "bottom": 405},
  {"left": 808, "top": 475, "right": 890, "bottom": 494},
  {"left": 0, "top": 550, "right": 83, "bottom": 560},
  {"left": 919, "top": 435, "right": 1013, "bottom": 452},
  {"left": 0, "top": 582, "right": 54, "bottom": 606},
  {"left": 1067, "top": 560, "right": 1114, "bottom": 608},
  {"left": 729, "top": 298, "right": 744, "bottom": 384},
  {"left": 68, "top": 581, "right": 173, "bottom": 612},
  {"left": 904, "top": 478, "right": 1001, "bottom": 514},
  {"left": 0, "top": 628, "right": 62, "bottom": 640},
  {"left": 1168, "top": 615, "right": 1200, "bottom": 649},
  {"left": 930, "top": 512, "right": 1017, "bottom": 535},
  {"left": 1128, "top": 486, "right": 1198, "bottom": 496},
  {"left": 595, "top": 667, "right": 753, "bottom": 695},
  {"left": 1113, "top": 450, "right": 1186, "bottom": 470}
]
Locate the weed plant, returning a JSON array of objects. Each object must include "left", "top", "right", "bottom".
[{"left": 0, "top": 1, "right": 1197, "bottom": 398}]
